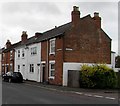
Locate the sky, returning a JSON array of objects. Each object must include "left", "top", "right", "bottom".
[{"left": 0, "top": 0, "right": 119, "bottom": 55}]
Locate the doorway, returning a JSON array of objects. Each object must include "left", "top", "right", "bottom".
[{"left": 42, "top": 64, "right": 46, "bottom": 83}]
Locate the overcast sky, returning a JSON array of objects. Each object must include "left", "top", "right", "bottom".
[{"left": 0, "top": 1, "right": 118, "bottom": 55}]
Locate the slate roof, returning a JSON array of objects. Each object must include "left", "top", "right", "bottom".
[
  {"left": 2, "top": 14, "right": 112, "bottom": 52},
  {"left": 26, "top": 22, "right": 71, "bottom": 45},
  {"left": 2, "top": 41, "right": 21, "bottom": 53},
  {"left": 0, "top": 48, "right": 5, "bottom": 53}
]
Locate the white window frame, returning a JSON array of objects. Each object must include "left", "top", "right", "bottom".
[
  {"left": 18, "top": 65, "right": 20, "bottom": 72},
  {"left": 18, "top": 50, "right": 20, "bottom": 58},
  {"left": 2, "top": 53, "right": 5, "bottom": 60},
  {"left": 10, "top": 50, "right": 13, "bottom": 60},
  {"left": 49, "top": 60, "right": 55, "bottom": 79},
  {"left": 10, "top": 64, "right": 13, "bottom": 71},
  {"left": 22, "top": 49, "right": 25, "bottom": 58},
  {"left": 31, "top": 47, "right": 37, "bottom": 55},
  {"left": 49, "top": 38, "right": 56, "bottom": 55},
  {"left": 30, "top": 64, "right": 34, "bottom": 73}
]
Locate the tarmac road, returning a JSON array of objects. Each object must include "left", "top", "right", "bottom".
[{"left": 2, "top": 81, "right": 119, "bottom": 105}]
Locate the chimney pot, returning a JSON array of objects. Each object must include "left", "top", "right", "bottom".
[
  {"left": 21, "top": 31, "right": 28, "bottom": 43},
  {"left": 94, "top": 12, "right": 99, "bottom": 17},
  {"left": 22, "top": 31, "right": 27, "bottom": 35},
  {"left": 6, "top": 39, "right": 11, "bottom": 49},
  {"left": 73, "top": 6, "right": 79, "bottom": 11}
]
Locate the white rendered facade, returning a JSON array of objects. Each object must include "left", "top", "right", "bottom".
[
  {"left": 0, "top": 53, "right": 1, "bottom": 75},
  {"left": 14, "top": 43, "right": 41, "bottom": 82}
]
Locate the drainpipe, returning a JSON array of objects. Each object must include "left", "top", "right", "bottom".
[{"left": 46, "top": 40, "right": 49, "bottom": 83}]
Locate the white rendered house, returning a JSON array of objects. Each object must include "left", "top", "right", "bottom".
[{"left": 14, "top": 31, "right": 41, "bottom": 82}]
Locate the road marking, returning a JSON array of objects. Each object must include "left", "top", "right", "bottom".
[
  {"left": 24, "top": 83, "right": 116, "bottom": 100},
  {"left": 93, "top": 95, "right": 103, "bottom": 98},
  {"left": 105, "top": 97, "right": 116, "bottom": 100},
  {"left": 84, "top": 94, "right": 93, "bottom": 97},
  {"left": 75, "top": 92, "right": 83, "bottom": 95}
]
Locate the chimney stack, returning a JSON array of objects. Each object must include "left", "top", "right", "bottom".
[
  {"left": 71, "top": 6, "right": 80, "bottom": 27},
  {"left": 6, "top": 40, "right": 11, "bottom": 49},
  {"left": 93, "top": 12, "right": 101, "bottom": 28},
  {"left": 21, "top": 31, "right": 28, "bottom": 43},
  {"left": 35, "top": 32, "right": 43, "bottom": 38}
]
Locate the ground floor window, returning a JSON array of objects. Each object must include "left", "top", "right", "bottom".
[
  {"left": 10, "top": 64, "right": 13, "bottom": 71},
  {"left": 30, "top": 64, "right": 34, "bottom": 73},
  {"left": 18, "top": 65, "right": 20, "bottom": 72},
  {"left": 49, "top": 61, "right": 55, "bottom": 78},
  {"left": 2, "top": 66, "right": 4, "bottom": 74}
]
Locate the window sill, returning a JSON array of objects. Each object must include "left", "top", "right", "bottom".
[
  {"left": 31, "top": 54, "right": 37, "bottom": 56},
  {"left": 49, "top": 77, "right": 55, "bottom": 80},
  {"left": 49, "top": 52, "right": 55, "bottom": 55},
  {"left": 29, "top": 72, "right": 34, "bottom": 74}
]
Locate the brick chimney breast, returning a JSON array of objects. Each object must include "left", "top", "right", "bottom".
[
  {"left": 93, "top": 12, "right": 101, "bottom": 28},
  {"left": 71, "top": 6, "right": 80, "bottom": 27},
  {"left": 6, "top": 39, "right": 11, "bottom": 49},
  {"left": 21, "top": 31, "right": 28, "bottom": 43}
]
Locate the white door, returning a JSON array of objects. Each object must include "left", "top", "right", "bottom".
[
  {"left": 37, "top": 65, "right": 40, "bottom": 82},
  {"left": 22, "top": 64, "right": 25, "bottom": 79}
]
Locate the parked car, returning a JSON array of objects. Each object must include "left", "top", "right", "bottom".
[{"left": 2, "top": 71, "right": 23, "bottom": 83}]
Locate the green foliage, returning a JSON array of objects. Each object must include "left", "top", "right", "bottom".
[{"left": 80, "top": 64, "right": 117, "bottom": 89}]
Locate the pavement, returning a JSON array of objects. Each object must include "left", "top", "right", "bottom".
[{"left": 24, "top": 81, "right": 119, "bottom": 99}]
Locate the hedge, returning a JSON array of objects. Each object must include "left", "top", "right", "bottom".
[{"left": 79, "top": 64, "right": 117, "bottom": 89}]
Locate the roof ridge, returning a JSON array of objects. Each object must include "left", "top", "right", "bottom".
[{"left": 43, "top": 22, "right": 71, "bottom": 34}]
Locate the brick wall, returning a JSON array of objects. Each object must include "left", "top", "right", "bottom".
[
  {"left": 1, "top": 50, "right": 15, "bottom": 74},
  {"left": 64, "top": 17, "right": 111, "bottom": 64},
  {"left": 41, "top": 36, "right": 64, "bottom": 85}
]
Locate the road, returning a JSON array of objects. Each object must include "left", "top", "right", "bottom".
[{"left": 2, "top": 81, "right": 119, "bottom": 104}]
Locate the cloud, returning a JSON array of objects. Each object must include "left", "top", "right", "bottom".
[
  {"left": 0, "top": 2, "right": 118, "bottom": 54},
  {"left": 0, "top": 2, "right": 63, "bottom": 42},
  {"left": 1, "top": 2, "right": 61, "bottom": 15}
]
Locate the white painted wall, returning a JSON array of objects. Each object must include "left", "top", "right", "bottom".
[
  {"left": 111, "top": 52, "right": 116, "bottom": 69},
  {"left": 0, "top": 53, "right": 1, "bottom": 75},
  {"left": 26, "top": 43, "right": 41, "bottom": 82},
  {"left": 111, "top": 52, "right": 120, "bottom": 72},
  {"left": 114, "top": 68, "right": 120, "bottom": 72},
  {"left": 118, "top": 31, "right": 120, "bottom": 55},
  {"left": 15, "top": 43, "right": 41, "bottom": 82},
  {"left": 15, "top": 45, "right": 26, "bottom": 79},
  {"left": 63, "top": 62, "right": 112, "bottom": 86}
]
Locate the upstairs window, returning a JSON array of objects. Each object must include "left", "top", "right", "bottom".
[
  {"left": 31, "top": 47, "right": 37, "bottom": 55},
  {"left": 2, "top": 53, "right": 5, "bottom": 60},
  {"left": 18, "top": 50, "right": 20, "bottom": 58},
  {"left": 22, "top": 49, "right": 25, "bottom": 58},
  {"left": 10, "top": 50, "right": 13, "bottom": 59},
  {"left": 49, "top": 38, "right": 55, "bottom": 54}
]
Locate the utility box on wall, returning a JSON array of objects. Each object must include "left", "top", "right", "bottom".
[{"left": 68, "top": 70, "right": 80, "bottom": 88}]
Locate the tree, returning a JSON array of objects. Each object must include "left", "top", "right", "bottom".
[{"left": 115, "top": 55, "right": 120, "bottom": 68}]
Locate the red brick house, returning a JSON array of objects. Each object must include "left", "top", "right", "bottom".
[
  {"left": 1, "top": 40, "right": 19, "bottom": 74},
  {"left": 39, "top": 6, "right": 111, "bottom": 86},
  {"left": 1, "top": 6, "right": 111, "bottom": 86}
]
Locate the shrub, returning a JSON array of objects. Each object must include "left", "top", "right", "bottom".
[{"left": 79, "top": 64, "right": 117, "bottom": 89}]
